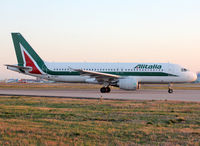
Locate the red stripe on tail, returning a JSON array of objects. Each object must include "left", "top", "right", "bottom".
[{"left": 23, "top": 51, "right": 42, "bottom": 74}]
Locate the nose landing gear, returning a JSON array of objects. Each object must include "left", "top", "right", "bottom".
[
  {"left": 100, "top": 86, "right": 111, "bottom": 93},
  {"left": 168, "top": 83, "right": 173, "bottom": 93},
  {"left": 168, "top": 88, "right": 173, "bottom": 93}
]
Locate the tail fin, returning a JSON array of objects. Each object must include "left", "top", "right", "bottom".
[{"left": 11, "top": 33, "right": 45, "bottom": 74}]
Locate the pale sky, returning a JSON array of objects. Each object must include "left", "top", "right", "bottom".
[{"left": 0, "top": 0, "right": 200, "bottom": 79}]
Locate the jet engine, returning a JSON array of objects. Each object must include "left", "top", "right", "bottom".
[{"left": 117, "top": 78, "right": 138, "bottom": 90}]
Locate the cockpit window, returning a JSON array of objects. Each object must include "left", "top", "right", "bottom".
[{"left": 181, "top": 68, "right": 188, "bottom": 72}]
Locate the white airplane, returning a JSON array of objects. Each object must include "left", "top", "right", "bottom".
[{"left": 6, "top": 33, "right": 197, "bottom": 93}]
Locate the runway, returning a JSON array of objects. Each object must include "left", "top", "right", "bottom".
[{"left": 0, "top": 89, "right": 200, "bottom": 102}]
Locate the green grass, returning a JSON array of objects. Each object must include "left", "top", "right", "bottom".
[{"left": 0, "top": 96, "right": 199, "bottom": 145}]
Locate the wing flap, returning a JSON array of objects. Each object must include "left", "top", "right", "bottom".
[
  {"left": 74, "top": 69, "right": 120, "bottom": 78},
  {"left": 71, "top": 68, "right": 120, "bottom": 84}
]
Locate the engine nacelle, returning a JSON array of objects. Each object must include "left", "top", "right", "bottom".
[
  {"left": 85, "top": 78, "right": 98, "bottom": 84},
  {"left": 118, "top": 78, "right": 138, "bottom": 90}
]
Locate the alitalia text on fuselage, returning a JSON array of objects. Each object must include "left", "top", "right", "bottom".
[{"left": 135, "top": 64, "right": 162, "bottom": 70}]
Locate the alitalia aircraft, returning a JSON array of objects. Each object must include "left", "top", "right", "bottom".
[{"left": 6, "top": 33, "right": 197, "bottom": 93}]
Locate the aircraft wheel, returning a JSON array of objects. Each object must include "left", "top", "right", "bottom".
[
  {"left": 106, "top": 87, "right": 111, "bottom": 93},
  {"left": 100, "top": 87, "right": 107, "bottom": 93},
  {"left": 168, "top": 88, "right": 173, "bottom": 93}
]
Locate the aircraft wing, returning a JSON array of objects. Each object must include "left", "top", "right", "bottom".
[{"left": 72, "top": 68, "right": 120, "bottom": 83}]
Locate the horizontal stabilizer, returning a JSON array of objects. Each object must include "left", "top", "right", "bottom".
[{"left": 5, "top": 64, "right": 32, "bottom": 73}]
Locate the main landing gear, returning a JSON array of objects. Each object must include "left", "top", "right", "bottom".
[
  {"left": 168, "top": 88, "right": 173, "bottom": 93},
  {"left": 100, "top": 86, "right": 111, "bottom": 93},
  {"left": 168, "top": 83, "right": 173, "bottom": 93}
]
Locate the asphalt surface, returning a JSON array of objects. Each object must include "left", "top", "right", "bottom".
[{"left": 0, "top": 89, "right": 200, "bottom": 102}]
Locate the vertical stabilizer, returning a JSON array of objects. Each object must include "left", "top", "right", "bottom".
[{"left": 11, "top": 33, "right": 45, "bottom": 74}]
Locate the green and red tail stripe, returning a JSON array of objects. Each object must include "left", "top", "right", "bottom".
[
  {"left": 11, "top": 33, "right": 45, "bottom": 74},
  {"left": 23, "top": 50, "right": 42, "bottom": 74}
]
